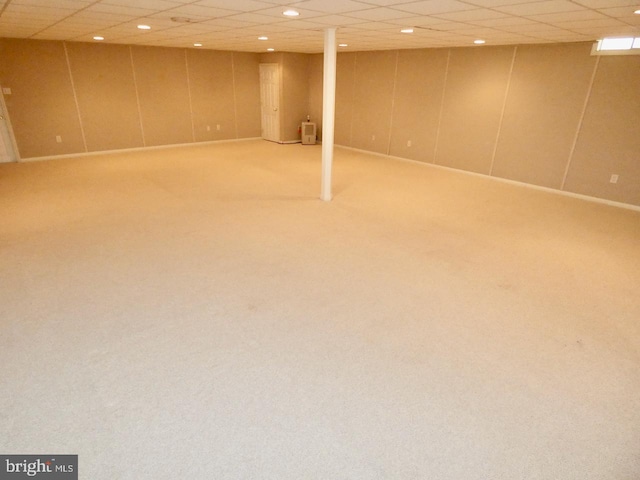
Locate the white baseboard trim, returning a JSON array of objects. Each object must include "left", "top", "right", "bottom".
[
  {"left": 336, "top": 145, "right": 640, "bottom": 212},
  {"left": 19, "top": 137, "right": 263, "bottom": 163}
]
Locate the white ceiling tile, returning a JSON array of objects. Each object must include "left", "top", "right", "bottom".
[
  {"left": 344, "top": 7, "right": 416, "bottom": 21},
  {"left": 494, "top": 1, "right": 587, "bottom": 16},
  {"left": 527, "top": 10, "right": 609, "bottom": 23},
  {"left": 101, "top": 0, "right": 184, "bottom": 10},
  {"left": 472, "top": 17, "right": 538, "bottom": 27},
  {"left": 571, "top": 0, "right": 639, "bottom": 7},
  {"left": 393, "top": 0, "right": 478, "bottom": 15},
  {"left": 311, "top": 15, "right": 369, "bottom": 26},
  {"left": 431, "top": 8, "right": 510, "bottom": 22},
  {"left": 194, "top": 0, "right": 274, "bottom": 11},
  {"left": 461, "top": 0, "right": 545, "bottom": 6},
  {"left": 1, "top": 0, "right": 638, "bottom": 53},
  {"left": 294, "top": 0, "right": 374, "bottom": 14}
]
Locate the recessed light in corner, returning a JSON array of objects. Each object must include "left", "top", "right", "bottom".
[
  {"left": 400, "top": 28, "right": 413, "bottom": 34},
  {"left": 258, "top": 36, "right": 268, "bottom": 41},
  {"left": 474, "top": 39, "right": 486, "bottom": 45},
  {"left": 137, "top": 24, "right": 151, "bottom": 30},
  {"left": 194, "top": 43, "right": 203, "bottom": 47},
  {"left": 93, "top": 36, "right": 104, "bottom": 41},
  {"left": 283, "top": 9, "right": 299, "bottom": 17},
  {"left": 267, "top": 48, "right": 275, "bottom": 52}
]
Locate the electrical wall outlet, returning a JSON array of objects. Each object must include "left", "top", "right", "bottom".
[
  {"left": 2, "top": 87, "right": 11, "bottom": 95},
  {"left": 56, "top": 135, "right": 62, "bottom": 143},
  {"left": 206, "top": 125, "right": 210, "bottom": 131},
  {"left": 216, "top": 124, "right": 221, "bottom": 131},
  {"left": 407, "top": 140, "right": 412, "bottom": 147},
  {"left": 371, "top": 135, "right": 375, "bottom": 141},
  {"left": 610, "top": 174, "right": 619, "bottom": 184}
]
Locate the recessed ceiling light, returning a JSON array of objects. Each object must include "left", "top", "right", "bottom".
[
  {"left": 137, "top": 24, "right": 151, "bottom": 30},
  {"left": 194, "top": 43, "right": 202, "bottom": 47},
  {"left": 258, "top": 36, "right": 268, "bottom": 41},
  {"left": 400, "top": 28, "right": 413, "bottom": 34},
  {"left": 282, "top": 9, "right": 299, "bottom": 17},
  {"left": 267, "top": 48, "right": 275, "bottom": 52},
  {"left": 634, "top": 9, "right": 640, "bottom": 14},
  {"left": 474, "top": 39, "right": 486, "bottom": 44},
  {"left": 93, "top": 36, "right": 104, "bottom": 41},
  {"left": 339, "top": 43, "right": 348, "bottom": 47}
]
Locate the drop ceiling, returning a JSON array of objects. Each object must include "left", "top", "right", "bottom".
[{"left": 1, "top": 0, "right": 639, "bottom": 53}]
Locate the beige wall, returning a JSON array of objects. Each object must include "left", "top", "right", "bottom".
[
  {"left": 0, "top": 39, "right": 85, "bottom": 158},
  {"left": 2, "top": 37, "right": 638, "bottom": 207},
  {"left": 308, "top": 43, "right": 640, "bottom": 207},
  {"left": 307, "top": 54, "right": 323, "bottom": 140},
  {"left": 564, "top": 55, "right": 640, "bottom": 206},
  {"left": 0, "top": 38, "right": 261, "bottom": 158}
]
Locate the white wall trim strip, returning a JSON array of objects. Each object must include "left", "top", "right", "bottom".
[
  {"left": 63, "top": 42, "right": 88, "bottom": 153},
  {"left": 129, "top": 46, "right": 147, "bottom": 147},
  {"left": 489, "top": 45, "right": 517, "bottom": 176},
  {"left": 19, "top": 138, "right": 262, "bottom": 163},
  {"left": 432, "top": 48, "right": 451, "bottom": 165},
  {"left": 184, "top": 49, "right": 196, "bottom": 143},
  {"left": 562, "top": 55, "right": 600, "bottom": 190}
]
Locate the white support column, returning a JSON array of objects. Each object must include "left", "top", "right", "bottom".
[{"left": 321, "top": 27, "right": 337, "bottom": 202}]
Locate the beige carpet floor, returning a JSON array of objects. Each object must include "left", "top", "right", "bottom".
[{"left": 1, "top": 139, "right": 639, "bottom": 479}]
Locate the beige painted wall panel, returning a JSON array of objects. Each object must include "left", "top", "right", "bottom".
[
  {"left": 65, "top": 42, "right": 143, "bottom": 152},
  {"left": 0, "top": 39, "right": 85, "bottom": 158},
  {"left": 186, "top": 49, "right": 235, "bottom": 142},
  {"left": 436, "top": 46, "right": 514, "bottom": 174},
  {"left": 564, "top": 56, "right": 640, "bottom": 206},
  {"left": 492, "top": 43, "right": 596, "bottom": 188},
  {"left": 335, "top": 53, "right": 357, "bottom": 147},
  {"left": 281, "top": 53, "right": 309, "bottom": 142},
  {"left": 351, "top": 51, "right": 397, "bottom": 154},
  {"left": 307, "top": 54, "right": 323, "bottom": 140},
  {"left": 389, "top": 48, "right": 448, "bottom": 163},
  {"left": 130, "top": 46, "right": 193, "bottom": 146},
  {"left": 233, "top": 53, "right": 261, "bottom": 139}
]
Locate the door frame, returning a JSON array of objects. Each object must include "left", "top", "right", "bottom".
[
  {"left": 259, "top": 63, "right": 281, "bottom": 143},
  {"left": 0, "top": 86, "right": 19, "bottom": 163}
]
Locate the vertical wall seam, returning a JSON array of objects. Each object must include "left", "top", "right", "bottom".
[
  {"left": 129, "top": 46, "right": 146, "bottom": 147},
  {"left": 386, "top": 50, "right": 400, "bottom": 156},
  {"left": 231, "top": 53, "right": 239, "bottom": 139},
  {"left": 489, "top": 45, "right": 517, "bottom": 176},
  {"left": 63, "top": 42, "right": 88, "bottom": 153},
  {"left": 349, "top": 53, "right": 357, "bottom": 147},
  {"left": 561, "top": 55, "right": 600, "bottom": 190},
  {"left": 432, "top": 48, "right": 451, "bottom": 165},
  {"left": 184, "top": 49, "right": 196, "bottom": 143}
]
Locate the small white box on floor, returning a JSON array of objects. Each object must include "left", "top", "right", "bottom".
[{"left": 301, "top": 122, "right": 316, "bottom": 145}]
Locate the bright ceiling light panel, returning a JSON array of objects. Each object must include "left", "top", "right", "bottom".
[
  {"left": 400, "top": 28, "right": 413, "bottom": 33},
  {"left": 282, "top": 9, "right": 299, "bottom": 17},
  {"left": 593, "top": 36, "right": 640, "bottom": 55},
  {"left": 137, "top": 24, "right": 151, "bottom": 30},
  {"left": 598, "top": 37, "right": 634, "bottom": 50}
]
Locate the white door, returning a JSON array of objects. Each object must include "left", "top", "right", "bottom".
[
  {"left": 0, "top": 91, "right": 17, "bottom": 163},
  {"left": 259, "top": 64, "right": 280, "bottom": 143}
]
